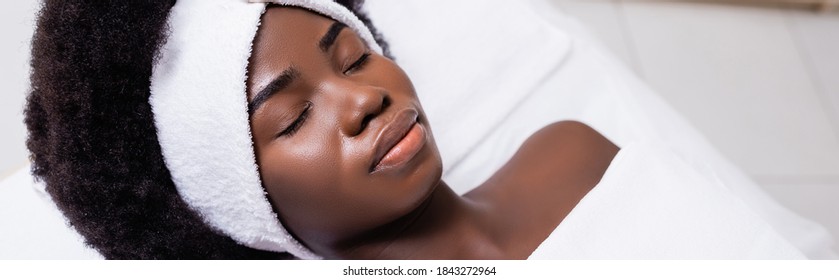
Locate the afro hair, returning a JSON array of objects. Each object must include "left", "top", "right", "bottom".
[{"left": 25, "top": 0, "right": 389, "bottom": 259}]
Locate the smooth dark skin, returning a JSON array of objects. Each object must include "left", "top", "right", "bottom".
[{"left": 247, "top": 7, "right": 619, "bottom": 259}]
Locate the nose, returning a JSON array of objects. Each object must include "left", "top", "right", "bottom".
[{"left": 337, "top": 83, "right": 391, "bottom": 137}]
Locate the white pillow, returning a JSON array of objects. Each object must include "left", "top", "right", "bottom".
[
  {"left": 365, "top": 0, "right": 571, "bottom": 172},
  {"left": 0, "top": 166, "right": 102, "bottom": 259}
]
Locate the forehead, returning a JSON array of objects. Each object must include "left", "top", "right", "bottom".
[
  {"left": 247, "top": 7, "right": 335, "bottom": 94},
  {"left": 253, "top": 7, "right": 334, "bottom": 57}
]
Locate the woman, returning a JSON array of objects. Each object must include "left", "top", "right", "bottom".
[
  {"left": 25, "top": 0, "right": 616, "bottom": 259},
  {"left": 25, "top": 0, "right": 811, "bottom": 259}
]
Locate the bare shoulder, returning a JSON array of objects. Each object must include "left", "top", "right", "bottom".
[
  {"left": 529, "top": 121, "right": 617, "bottom": 152},
  {"left": 492, "top": 120, "right": 620, "bottom": 190},
  {"left": 469, "top": 121, "right": 621, "bottom": 258},
  {"left": 522, "top": 120, "right": 618, "bottom": 164}
]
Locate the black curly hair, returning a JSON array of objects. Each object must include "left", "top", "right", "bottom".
[{"left": 25, "top": 0, "right": 390, "bottom": 259}]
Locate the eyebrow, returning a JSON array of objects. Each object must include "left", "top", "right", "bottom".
[
  {"left": 249, "top": 22, "right": 345, "bottom": 114},
  {"left": 249, "top": 67, "right": 301, "bottom": 114},
  {"left": 318, "top": 21, "right": 346, "bottom": 52}
]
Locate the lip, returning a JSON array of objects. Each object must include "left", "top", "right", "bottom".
[{"left": 370, "top": 108, "right": 425, "bottom": 173}]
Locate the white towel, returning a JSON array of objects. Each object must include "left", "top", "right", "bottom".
[
  {"left": 528, "top": 142, "right": 805, "bottom": 259},
  {"left": 149, "top": 0, "right": 382, "bottom": 259}
]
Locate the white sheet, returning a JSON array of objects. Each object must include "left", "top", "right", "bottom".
[{"left": 529, "top": 142, "right": 805, "bottom": 259}]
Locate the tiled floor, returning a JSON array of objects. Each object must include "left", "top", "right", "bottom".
[{"left": 549, "top": 0, "right": 839, "bottom": 248}]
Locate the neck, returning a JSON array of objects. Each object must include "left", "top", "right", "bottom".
[{"left": 329, "top": 181, "right": 506, "bottom": 259}]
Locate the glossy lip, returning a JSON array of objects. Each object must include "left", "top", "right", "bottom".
[{"left": 370, "top": 108, "right": 421, "bottom": 173}]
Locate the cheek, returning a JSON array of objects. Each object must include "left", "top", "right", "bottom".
[
  {"left": 256, "top": 131, "right": 368, "bottom": 236},
  {"left": 258, "top": 136, "right": 340, "bottom": 213}
]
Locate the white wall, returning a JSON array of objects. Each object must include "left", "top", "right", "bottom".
[{"left": 0, "top": 1, "right": 39, "bottom": 177}]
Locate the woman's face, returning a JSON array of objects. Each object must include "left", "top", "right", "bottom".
[{"left": 246, "top": 7, "right": 442, "bottom": 249}]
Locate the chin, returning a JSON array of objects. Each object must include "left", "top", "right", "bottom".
[
  {"left": 401, "top": 146, "right": 443, "bottom": 214},
  {"left": 378, "top": 147, "right": 441, "bottom": 220}
]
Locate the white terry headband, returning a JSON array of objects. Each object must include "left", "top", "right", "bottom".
[{"left": 149, "top": 0, "right": 382, "bottom": 259}]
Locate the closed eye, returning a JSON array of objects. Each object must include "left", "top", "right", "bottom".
[
  {"left": 278, "top": 102, "right": 312, "bottom": 137},
  {"left": 343, "top": 52, "right": 371, "bottom": 74}
]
